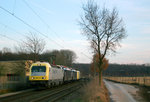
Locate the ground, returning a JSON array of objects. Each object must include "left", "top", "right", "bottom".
[
  {"left": 58, "top": 77, "right": 109, "bottom": 102},
  {"left": 105, "top": 79, "right": 150, "bottom": 102}
]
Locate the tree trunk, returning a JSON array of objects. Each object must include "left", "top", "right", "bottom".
[
  {"left": 98, "top": 59, "right": 103, "bottom": 86},
  {"left": 34, "top": 53, "right": 36, "bottom": 62},
  {"left": 99, "top": 70, "right": 102, "bottom": 86}
]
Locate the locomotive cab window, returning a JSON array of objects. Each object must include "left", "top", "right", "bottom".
[{"left": 31, "top": 66, "right": 46, "bottom": 72}]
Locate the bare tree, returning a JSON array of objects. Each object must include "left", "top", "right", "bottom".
[
  {"left": 79, "top": 1, "right": 127, "bottom": 85},
  {"left": 22, "top": 33, "right": 45, "bottom": 62},
  {"left": 2, "top": 47, "right": 11, "bottom": 53}
]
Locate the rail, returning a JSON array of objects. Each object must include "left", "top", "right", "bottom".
[{"left": 0, "top": 81, "right": 84, "bottom": 102}]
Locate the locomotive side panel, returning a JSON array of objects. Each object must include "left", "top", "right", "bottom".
[
  {"left": 72, "top": 71, "right": 77, "bottom": 80},
  {"left": 64, "top": 70, "right": 72, "bottom": 81},
  {"left": 51, "top": 67, "right": 64, "bottom": 81}
]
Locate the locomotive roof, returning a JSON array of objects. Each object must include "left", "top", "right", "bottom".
[
  {"left": 31, "top": 62, "right": 51, "bottom": 67},
  {"left": 31, "top": 62, "right": 79, "bottom": 72}
]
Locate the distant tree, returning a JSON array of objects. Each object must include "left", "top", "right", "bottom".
[
  {"left": 21, "top": 33, "right": 45, "bottom": 62},
  {"left": 49, "top": 50, "right": 60, "bottom": 64},
  {"left": 2, "top": 47, "right": 11, "bottom": 53},
  {"left": 79, "top": 1, "right": 126, "bottom": 85},
  {"left": 0, "top": 50, "right": 2, "bottom": 58},
  {"left": 15, "top": 43, "right": 27, "bottom": 54},
  {"left": 60, "top": 50, "right": 77, "bottom": 66},
  {"left": 40, "top": 49, "right": 77, "bottom": 66},
  {"left": 1, "top": 47, "right": 14, "bottom": 61}
]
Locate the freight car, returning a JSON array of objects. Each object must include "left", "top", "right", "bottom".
[{"left": 29, "top": 62, "right": 80, "bottom": 87}]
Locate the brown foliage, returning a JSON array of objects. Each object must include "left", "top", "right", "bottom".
[
  {"left": 91, "top": 53, "right": 109, "bottom": 73},
  {"left": 25, "top": 60, "right": 33, "bottom": 72}
]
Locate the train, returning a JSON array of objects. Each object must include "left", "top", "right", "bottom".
[{"left": 29, "top": 62, "right": 80, "bottom": 87}]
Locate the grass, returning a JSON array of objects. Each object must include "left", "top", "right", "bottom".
[
  {"left": 72, "top": 98, "right": 84, "bottom": 102},
  {"left": 97, "top": 96, "right": 102, "bottom": 102},
  {"left": 0, "top": 61, "right": 25, "bottom": 75},
  {"left": 82, "top": 76, "right": 109, "bottom": 102}
]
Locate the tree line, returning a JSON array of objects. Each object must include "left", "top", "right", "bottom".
[
  {"left": 103, "top": 64, "right": 150, "bottom": 77},
  {"left": 0, "top": 32, "right": 77, "bottom": 67},
  {"left": 0, "top": 48, "right": 76, "bottom": 67}
]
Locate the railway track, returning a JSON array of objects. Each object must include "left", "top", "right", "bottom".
[
  {"left": 0, "top": 80, "right": 85, "bottom": 102},
  {"left": 30, "top": 83, "right": 81, "bottom": 102},
  {"left": 0, "top": 89, "right": 37, "bottom": 102}
]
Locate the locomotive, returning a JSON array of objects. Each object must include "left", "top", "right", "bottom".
[{"left": 29, "top": 62, "right": 80, "bottom": 87}]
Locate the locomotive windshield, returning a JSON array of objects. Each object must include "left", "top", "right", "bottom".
[{"left": 31, "top": 66, "right": 46, "bottom": 72}]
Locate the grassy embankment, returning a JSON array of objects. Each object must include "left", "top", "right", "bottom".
[{"left": 81, "top": 77, "right": 109, "bottom": 102}]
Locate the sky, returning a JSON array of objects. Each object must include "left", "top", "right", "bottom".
[{"left": 0, "top": 0, "right": 150, "bottom": 64}]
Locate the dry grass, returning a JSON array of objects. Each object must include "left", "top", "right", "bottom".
[
  {"left": 105, "top": 76, "right": 150, "bottom": 86},
  {"left": 0, "top": 61, "right": 26, "bottom": 77},
  {"left": 83, "top": 77, "right": 109, "bottom": 102}
]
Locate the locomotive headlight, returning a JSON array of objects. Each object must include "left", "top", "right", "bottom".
[{"left": 42, "top": 77, "right": 45, "bottom": 79}]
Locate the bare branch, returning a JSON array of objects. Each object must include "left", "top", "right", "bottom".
[
  {"left": 21, "top": 32, "right": 45, "bottom": 62},
  {"left": 79, "top": 1, "right": 127, "bottom": 70}
]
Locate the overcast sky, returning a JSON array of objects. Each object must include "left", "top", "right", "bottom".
[{"left": 0, "top": 0, "right": 150, "bottom": 64}]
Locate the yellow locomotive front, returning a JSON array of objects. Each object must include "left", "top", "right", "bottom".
[{"left": 29, "top": 62, "right": 49, "bottom": 82}]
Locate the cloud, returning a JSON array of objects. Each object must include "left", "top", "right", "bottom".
[
  {"left": 0, "top": 38, "right": 18, "bottom": 51},
  {"left": 62, "top": 39, "right": 92, "bottom": 63},
  {"left": 66, "top": 39, "right": 90, "bottom": 46},
  {"left": 108, "top": 41, "right": 150, "bottom": 64},
  {"left": 66, "top": 29, "right": 82, "bottom": 35}
]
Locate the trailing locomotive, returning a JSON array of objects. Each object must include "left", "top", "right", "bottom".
[{"left": 29, "top": 62, "right": 80, "bottom": 87}]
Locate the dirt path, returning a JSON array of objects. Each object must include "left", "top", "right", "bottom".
[{"left": 104, "top": 80, "right": 147, "bottom": 102}]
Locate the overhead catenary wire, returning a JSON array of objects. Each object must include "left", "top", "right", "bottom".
[
  {"left": 0, "top": 34, "right": 20, "bottom": 43},
  {"left": 0, "top": 23, "right": 20, "bottom": 43},
  {"left": 0, "top": 21, "right": 24, "bottom": 36},
  {"left": 0, "top": 5, "right": 64, "bottom": 48},
  {"left": 22, "top": 0, "right": 65, "bottom": 43},
  {"left": 0, "top": 5, "right": 92, "bottom": 61},
  {"left": 22, "top": 0, "right": 92, "bottom": 60},
  {"left": 81, "top": 52, "right": 92, "bottom": 60},
  {"left": 12, "top": 0, "right": 16, "bottom": 15},
  {"left": 22, "top": 0, "right": 49, "bottom": 27}
]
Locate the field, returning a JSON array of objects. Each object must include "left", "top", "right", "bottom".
[{"left": 104, "top": 76, "right": 150, "bottom": 86}]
